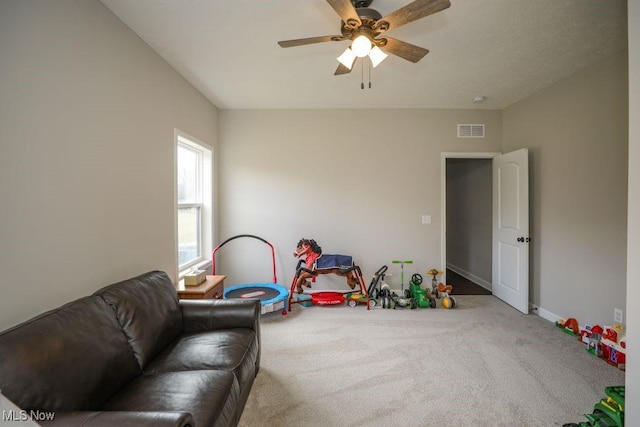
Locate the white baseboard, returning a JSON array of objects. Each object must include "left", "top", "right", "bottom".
[
  {"left": 446, "top": 263, "right": 562, "bottom": 326},
  {"left": 529, "top": 303, "right": 562, "bottom": 324},
  {"left": 446, "top": 263, "right": 492, "bottom": 291}
]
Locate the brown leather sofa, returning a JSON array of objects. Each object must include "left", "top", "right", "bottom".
[{"left": 0, "top": 270, "right": 261, "bottom": 427}]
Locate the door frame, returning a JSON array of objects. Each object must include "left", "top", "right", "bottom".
[{"left": 440, "top": 152, "right": 501, "bottom": 285}]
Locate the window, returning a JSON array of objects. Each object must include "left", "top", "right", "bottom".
[{"left": 176, "top": 130, "right": 212, "bottom": 274}]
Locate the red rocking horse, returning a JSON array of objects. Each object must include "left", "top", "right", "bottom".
[
  {"left": 286, "top": 238, "right": 370, "bottom": 313},
  {"left": 292, "top": 238, "right": 360, "bottom": 293}
]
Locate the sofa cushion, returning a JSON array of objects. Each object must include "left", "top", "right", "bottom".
[
  {"left": 0, "top": 296, "right": 140, "bottom": 411},
  {"left": 102, "top": 370, "right": 239, "bottom": 427},
  {"left": 94, "top": 270, "right": 183, "bottom": 369},
  {"left": 144, "top": 329, "right": 259, "bottom": 391}
]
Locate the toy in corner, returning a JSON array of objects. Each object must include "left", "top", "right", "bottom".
[
  {"left": 386, "top": 260, "right": 416, "bottom": 309},
  {"left": 554, "top": 318, "right": 626, "bottom": 371},
  {"left": 407, "top": 273, "right": 437, "bottom": 308},
  {"left": 347, "top": 265, "right": 389, "bottom": 308},
  {"left": 292, "top": 238, "right": 360, "bottom": 293},
  {"left": 392, "top": 260, "right": 413, "bottom": 294},
  {"left": 288, "top": 238, "right": 369, "bottom": 312},
  {"left": 427, "top": 268, "right": 457, "bottom": 309},
  {"left": 562, "top": 385, "right": 624, "bottom": 427}
]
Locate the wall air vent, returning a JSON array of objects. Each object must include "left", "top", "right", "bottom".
[{"left": 457, "top": 124, "right": 485, "bottom": 138}]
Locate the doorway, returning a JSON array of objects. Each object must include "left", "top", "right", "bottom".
[{"left": 440, "top": 152, "right": 499, "bottom": 294}]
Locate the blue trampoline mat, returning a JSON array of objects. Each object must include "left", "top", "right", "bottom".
[{"left": 224, "top": 282, "right": 288, "bottom": 306}]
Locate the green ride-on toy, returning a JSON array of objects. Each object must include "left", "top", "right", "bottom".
[
  {"left": 407, "top": 273, "right": 437, "bottom": 308},
  {"left": 563, "top": 385, "right": 624, "bottom": 427}
]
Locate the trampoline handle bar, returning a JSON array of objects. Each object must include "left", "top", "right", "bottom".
[{"left": 211, "top": 234, "right": 277, "bottom": 283}]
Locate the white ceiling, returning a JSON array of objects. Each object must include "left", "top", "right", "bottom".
[{"left": 100, "top": 0, "right": 627, "bottom": 110}]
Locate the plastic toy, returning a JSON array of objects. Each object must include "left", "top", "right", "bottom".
[
  {"left": 586, "top": 325, "right": 603, "bottom": 357},
  {"left": 426, "top": 268, "right": 456, "bottom": 308},
  {"left": 212, "top": 234, "right": 289, "bottom": 315},
  {"left": 426, "top": 268, "right": 443, "bottom": 298},
  {"left": 379, "top": 260, "right": 416, "bottom": 309},
  {"left": 563, "top": 385, "right": 624, "bottom": 427},
  {"left": 287, "top": 238, "right": 369, "bottom": 312},
  {"left": 407, "top": 274, "right": 436, "bottom": 308},
  {"left": 367, "top": 265, "right": 394, "bottom": 309},
  {"left": 311, "top": 291, "right": 346, "bottom": 306},
  {"left": 367, "top": 265, "right": 388, "bottom": 301},
  {"left": 288, "top": 263, "right": 368, "bottom": 312},
  {"left": 346, "top": 292, "right": 376, "bottom": 308},
  {"left": 600, "top": 325, "right": 626, "bottom": 369},
  {"left": 346, "top": 265, "right": 390, "bottom": 308},
  {"left": 389, "top": 291, "right": 417, "bottom": 309},
  {"left": 438, "top": 282, "right": 457, "bottom": 309},
  {"left": 392, "top": 260, "right": 413, "bottom": 295},
  {"left": 556, "top": 318, "right": 626, "bottom": 371}
]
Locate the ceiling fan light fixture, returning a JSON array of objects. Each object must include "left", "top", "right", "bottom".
[
  {"left": 337, "top": 47, "right": 357, "bottom": 70},
  {"left": 369, "top": 46, "right": 388, "bottom": 68},
  {"left": 351, "top": 35, "right": 372, "bottom": 58}
]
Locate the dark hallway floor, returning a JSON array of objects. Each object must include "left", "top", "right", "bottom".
[{"left": 446, "top": 269, "right": 492, "bottom": 295}]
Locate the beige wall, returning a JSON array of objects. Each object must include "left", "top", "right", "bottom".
[
  {"left": 218, "top": 109, "right": 502, "bottom": 290},
  {"left": 0, "top": 0, "right": 218, "bottom": 330},
  {"left": 625, "top": 1, "right": 639, "bottom": 423},
  {"left": 502, "top": 51, "right": 628, "bottom": 327}
]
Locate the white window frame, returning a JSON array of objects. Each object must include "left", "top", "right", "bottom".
[{"left": 175, "top": 129, "right": 213, "bottom": 278}]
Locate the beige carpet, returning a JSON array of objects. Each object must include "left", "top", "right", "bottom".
[{"left": 239, "top": 295, "right": 624, "bottom": 427}]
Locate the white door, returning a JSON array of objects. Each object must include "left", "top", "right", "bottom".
[{"left": 492, "top": 149, "right": 529, "bottom": 313}]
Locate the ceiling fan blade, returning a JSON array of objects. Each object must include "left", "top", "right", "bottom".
[
  {"left": 334, "top": 63, "right": 353, "bottom": 75},
  {"left": 375, "top": 0, "right": 450, "bottom": 32},
  {"left": 278, "top": 35, "right": 343, "bottom": 48},
  {"left": 326, "top": 0, "right": 361, "bottom": 29},
  {"left": 380, "top": 37, "right": 429, "bottom": 63}
]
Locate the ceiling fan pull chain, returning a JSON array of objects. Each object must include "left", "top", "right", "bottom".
[
  {"left": 369, "top": 56, "right": 372, "bottom": 89},
  {"left": 361, "top": 58, "right": 364, "bottom": 89}
]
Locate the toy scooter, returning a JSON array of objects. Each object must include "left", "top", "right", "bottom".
[{"left": 385, "top": 260, "right": 416, "bottom": 309}]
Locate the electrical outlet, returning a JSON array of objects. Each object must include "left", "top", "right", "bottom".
[{"left": 614, "top": 308, "right": 623, "bottom": 324}]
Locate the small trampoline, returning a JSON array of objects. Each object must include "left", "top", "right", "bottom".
[
  {"left": 224, "top": 283, "right": 288, "bottom": 314},
  {"left": 213, "top": 234, "right": 289, "bottom": 315}
]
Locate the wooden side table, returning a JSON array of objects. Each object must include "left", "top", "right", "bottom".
[{"left": 175, "top": 275, "right": 226, "bottom": 300}]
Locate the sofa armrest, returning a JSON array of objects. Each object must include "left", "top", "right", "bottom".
[
  {"left": 180, "top": 299, "right": 261, "bottom": 333},
  {"left": 39, "top": 411, "right": 194, "bottom": 426}
]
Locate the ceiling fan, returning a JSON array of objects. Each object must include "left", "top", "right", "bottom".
[{"left": 277, "top": 0, "right": 451, "bottom": 75}]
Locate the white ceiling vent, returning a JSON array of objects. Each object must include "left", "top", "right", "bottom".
[{"left": 457, "top": 124, "right": 485, "bottom": 138}]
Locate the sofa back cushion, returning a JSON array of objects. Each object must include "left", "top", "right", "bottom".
[
  {"left": 94, "top": 270, "right": 183, "bottom": 369},
  {"left": 0, "top": 296, "right": 141, "bottom": 411}
]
